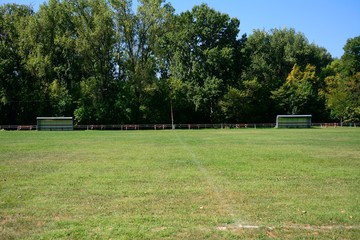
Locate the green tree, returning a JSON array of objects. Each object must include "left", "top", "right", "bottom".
[
  {"left": 324, "top": 37, "right": 360, "bottom": 123},
  {"left": 168, "top": 4, "right": 241, "bottom": 122},
  {"left": 111, "top": 0, "right": 174, "bottom": 123},
  {"left": 19, "top": 0, "right": 83, "bottom": 118},
  {"left": 272, "top": 64, "right": 326, "bottom": 119},
  {"left": 1, "top": 1, "right": 345, "bottom": 125},
  {"left": 0, "top": 4, "right": 34, "bottom": 124},
  {"left": 49, "top": 79, "right": 72, "bottom": 116},
  {"left": 240, "top": 28, "right": 332, "bottom": 122},
  {"left": 219, "top": 79, "right": 261, "bottom": 123},
  {"left": 342, "top": 36, "right": 360, "bottom": 75},
  {"left": 71, "top": 0, "right": 116, "bottom": 124}
]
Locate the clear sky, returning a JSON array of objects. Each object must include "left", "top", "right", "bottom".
[{"left": 2, "top": 0, "right": 360, "bottom": 58}]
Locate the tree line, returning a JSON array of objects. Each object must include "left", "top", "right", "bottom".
[{"left": 1, "top": 0, "right": 359, "bottom": 125}]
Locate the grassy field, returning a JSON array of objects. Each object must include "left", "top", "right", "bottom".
[{"left": 0, "top": 128, "right": 359, "bottom": 239}]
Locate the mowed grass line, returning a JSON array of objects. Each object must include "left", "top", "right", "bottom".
[{"left": 0, "top": 128, "right": 359, "bottom": 239}]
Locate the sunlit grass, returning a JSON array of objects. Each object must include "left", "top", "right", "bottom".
[{"left": 1, "top": 128, "right": 359, "bottom": 239}]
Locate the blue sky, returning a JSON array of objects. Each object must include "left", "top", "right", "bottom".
[{"left": 2, "top": 0, "right": 360, "bottom": 58}]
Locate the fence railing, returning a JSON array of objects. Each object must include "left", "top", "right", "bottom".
[
  {"left": 1, "top": 122, "right": 358, "bottom": 130},
  {"left": 0, "top": 125, "right": 36, "bottom": 130},
  {"left": 74, "top": 123, "right": 278, "bottom": 130}
]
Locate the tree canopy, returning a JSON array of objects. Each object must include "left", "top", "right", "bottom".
[{"left": 1, "top": 1, "right": 359, "bottom": 124}]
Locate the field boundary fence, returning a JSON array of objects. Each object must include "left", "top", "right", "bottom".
[
  {"left": 75, "top": 123, "right": 277, "bottom": 130},
  {"left": 1, "top": 122, "right": 359, "bottom": 130}
]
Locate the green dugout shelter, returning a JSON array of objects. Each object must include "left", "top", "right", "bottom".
[
  {"left": 37, "top": 117, "right": 73, "bottom": 131},
  {"left": 276, "top": 115, "right": 312, "bottom": 128}
]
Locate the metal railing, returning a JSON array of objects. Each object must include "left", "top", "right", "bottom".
[
  {"left": 1, "top": 122, "right": 358, "bottom": 130},
  {"left": 73, "top": 123, "right": 278, "bottom": 130}
]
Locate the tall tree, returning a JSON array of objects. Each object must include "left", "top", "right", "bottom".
[
  {"left": 20, "top": 0, "right": 80, "bottom": 119},
  {"left": 342, "top": 36, "right": 360, "bottom": 75},
  {"left": 324, "top": 36, "right": 360, "bottom": 123},
  {"left": 168, "top": 4, "right": 241, "bottom": 122},
  {"left": 111, "top": 0, "right": 174, "bottom": 123},
  {"left": 71, "top": 0, "right": 116, "bottom": 124},
  {"left": 1, "top": 1, "right": 348, "bottom": 125},
  {"left": 0, "top": 4, "right": 34, "bottom": 124},
  {"left": 272, "top": 64, "right": 326, "bottom": 120},
  {"left": 240, "top": 28, "right": 332, "bottom": 122},
  {"left": 219, "top": 79, "right": 261, "bottom": 123}
]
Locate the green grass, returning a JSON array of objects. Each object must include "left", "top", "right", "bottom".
[{"left": 1, "top": 128, "right": 359, "bottom": 239}]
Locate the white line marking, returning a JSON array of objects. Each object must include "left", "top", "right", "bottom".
[
  {"left": 173, "top": 132, "right": 360, "bottom": 233},
  {"left": 174, "top": 131, "right": 244, "bottom": 223},
  {"left": 217, "top": 224, "right": 360, "bottom": 231}
]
